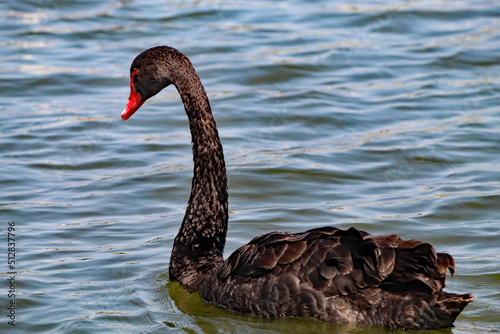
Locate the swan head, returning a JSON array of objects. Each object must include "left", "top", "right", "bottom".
[{"left": 121, "top": 46, "right": 179, "bottom": 121}]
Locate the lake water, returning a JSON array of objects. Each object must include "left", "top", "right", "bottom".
[{"left": 1, "top": 0, "right": 499, "bottom": 333}]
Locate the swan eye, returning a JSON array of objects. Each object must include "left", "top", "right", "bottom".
[{"left": 132, "top": 68, "right": 138, "bottom": 75}]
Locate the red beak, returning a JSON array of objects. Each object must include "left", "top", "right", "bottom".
[{"left": 121, "top": 75, "right": 145, "bottom": 121}]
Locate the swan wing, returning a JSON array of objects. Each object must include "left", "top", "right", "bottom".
[{"left": 216, "top": 226, "right": 454, "bottom": 296}]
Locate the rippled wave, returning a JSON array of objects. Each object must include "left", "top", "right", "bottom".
[{"left": 1, "top": 0, "right": 499, "bottom": 332}]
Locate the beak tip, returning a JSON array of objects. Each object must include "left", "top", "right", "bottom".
[
  {"left": 121, "top": 109, "right": 130, "bottom": 122},
  {"left": 121, "top": 109, "right": 129, "bottom": 122}
]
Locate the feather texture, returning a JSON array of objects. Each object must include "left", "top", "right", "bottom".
[{"left": 201, "top": 226, "right": 471, "bottom": 329}]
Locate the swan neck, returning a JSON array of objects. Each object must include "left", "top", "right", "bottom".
[{"left": 169, "top": 71, "right": 228, "bottom": 290}]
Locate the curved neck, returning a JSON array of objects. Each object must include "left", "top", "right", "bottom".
[{"left": 169, "top": 67, "right": 228, "bottom": 291}]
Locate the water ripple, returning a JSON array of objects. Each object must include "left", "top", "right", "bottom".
[{"left": 1, "top": 0, "right": 499, "bottom": 332}]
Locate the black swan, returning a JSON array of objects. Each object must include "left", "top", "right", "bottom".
[{"left": 121, "top": 46, "right": 472, "bottom": 329}]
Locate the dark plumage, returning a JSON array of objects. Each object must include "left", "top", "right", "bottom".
[{"left": 121, "top": 46, "right": 472, "bottom": 330}]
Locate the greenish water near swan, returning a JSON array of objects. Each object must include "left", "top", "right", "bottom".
[{"left": 1, "top": 0, "right": 499, "bottom": 332}]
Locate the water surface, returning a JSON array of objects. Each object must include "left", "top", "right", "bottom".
[{"left": 1, "top": 0, "right": 499, "bottom": 333}]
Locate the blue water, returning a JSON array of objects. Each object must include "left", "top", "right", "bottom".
[{"left": 1, "top": 0, "right": 499, "bottom": 333}]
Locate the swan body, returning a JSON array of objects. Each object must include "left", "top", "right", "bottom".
[{"left": 121, "top": 46, "right": 472, "bottom": 330}]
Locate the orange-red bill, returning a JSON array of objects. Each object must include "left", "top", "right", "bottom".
[{"left": 121, "top": 75, "right": 145, "bottom": 121}]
